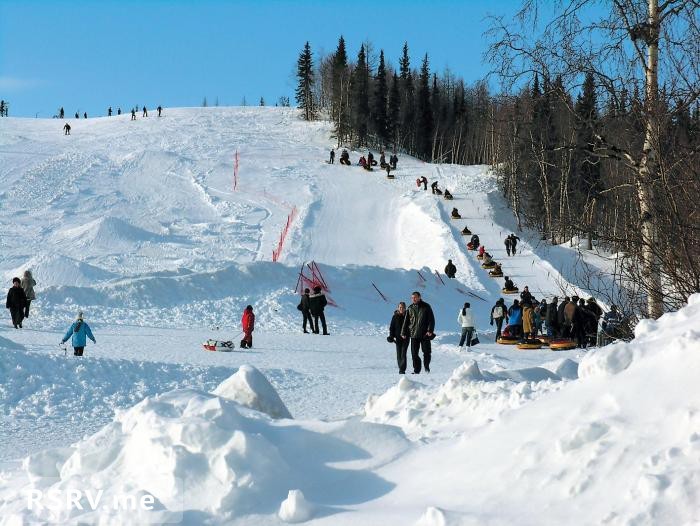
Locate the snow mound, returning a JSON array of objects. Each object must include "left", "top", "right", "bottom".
[
  {"left": 213, "top": 364, "right": 292, "bottom": 419},
  {"left": 364, "top": 360, "right": 565, "bottom": 440},
  {"left": 4, "top": 386, "right": 401, "bottom": 523},
  {"left": 7, "top": 253, "right": 118, "bottom": 287},
  {"left": 55, "top": 216, "right": 165, "bottom": 252},
  {"left": 278, "top": 489, "right": 315, "bottom": 523},
  {"left": 0, "top": 334, "right": 25, "bottom": 351}
]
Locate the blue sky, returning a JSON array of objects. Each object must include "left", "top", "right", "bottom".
[{"left": 0, "top": 0, "right": 525, "bottom": 117}]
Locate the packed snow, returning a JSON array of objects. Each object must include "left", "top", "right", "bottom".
[{"left": 0, "top": 107, "right": 697, "bottom": 524}]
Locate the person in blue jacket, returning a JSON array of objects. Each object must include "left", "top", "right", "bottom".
[
  {"left": 508, "top": 299, "right": 523, "bottom": 339},
  {"left": 61, "top": 311, "right": 96, "bottom": 356}
]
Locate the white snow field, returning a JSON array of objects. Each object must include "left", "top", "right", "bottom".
[{"left": 0, "top": 107, "right": 696, "bottom": 524}]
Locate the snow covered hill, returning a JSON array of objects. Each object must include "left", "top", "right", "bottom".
[{"left": 0, "top": 107, "right": 696, "bottom": 524}]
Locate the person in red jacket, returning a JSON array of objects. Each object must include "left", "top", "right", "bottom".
[{"left": 241, "top": 305, "right": 255, "bottom": 348}]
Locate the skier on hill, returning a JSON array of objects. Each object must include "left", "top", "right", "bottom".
[
  {"left": 131, "top": 108, "right": 136, "bottom": 121},
  {"left": 401, "top": 291, "right": 435, "bottom": 374},
  {"left": 444, "top": 259, "right": 457, "bottom": 279},
  {"left": 388, "top": 301, "right": 409, "bottom": 374},
  {"left": 309, "top": 286, "right": 329, "bottom": 335},
  {"left": 240, "top": 305, "right": 255, "bottom": 348},
  {"left": 339, "top": 149, "right": 351, "bottom": 165},
  {"left": 507, "top": 299, "right": 523, "bottom": 338},
  {"left": 6, "top": 278, "right": 27, "bottom": 329},
  {"left": 60, "top": 311, "right": 96, "bottom": 356},
  {"left": 457, "top": 302, "right": 476, "bottom": 348},
  {"left": 420, "top": 176, "right": 428, "bottom": 190},
  {"left": 63, "top": 122, "right": 71, "bottom": 135},
  {"left": 504, "top": 236, "right": 512, "bottom": 257},
  {"left": 329, "top": 149, "right": 335, "bottom": 164},
  {"left": 108, "top": 107, "right": 112, "bottom": 116},
  {"left": 157, "top": 105, "right": 162, "bottom": 117},
  {"left": 490, "top": 298, "right": 508, "bottom": 341},
  {"left": 142, "top": 106, "right": 148, "bottom": 117},
  {"left": 59, "top": 107, "right": 65, "bottom": 118},
  {"left": 20, "top": 270, "right": 36, "bottom": 319},
  {"left": 298, "top": 288, "right": 312, "bottom": 333}
]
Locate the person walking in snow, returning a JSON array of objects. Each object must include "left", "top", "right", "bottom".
[
  {"left": 457, "top": 302, "right": 476, "bottom": 348},
  {"left": 420, "top": 176, "right": 428, "bottom": 190},
  {"left": 490, "top": 298, "right": 508, "bottom": 341},
  {"left": 401, "top": 291, "right": 435, "bottom": 374},
  {"left": 108, "top": 106, "right": 112, "bottom": 116},
  {"left": 131, "top": 108, "right": 136, "bottom": 121},
  {"left": 504, "top": 236, "right": 512, "bottom": 257},
  {"left": 431, "top": 180, "right": 439, "bottom": 194},
  {"left": 63, "top": 122, "right": 71, "bottom": 135},
  {"left": 241, "top": 305, "right": 255, "bottom": 348},
  {"left": 6, "top": 278, "right": 27, "bottom": 329},
  {"left": 60, "top": 311, "right": 96, "bottom": 356},
  {"left": 298, "top": 288, "right": 312, "bottom": 334},
  {"left": 509, "top": 234, "right": 521, "bottom": 255},
  {"left": 142, "top": 106, "right": 148, "bottom": 117},
  {"left": 444, "top": 259, "right": 457, "bottom": 279},
  {"left": 546, "top": 297, "right": 559, "bottom": 336},
  {"left": 117, "top": 107, "right": 122, "bottom": 115},
  {"left": 59, "top": 107, "right": 65, "bottom": 119},
  {"left": 507, "top": 299, "right": 523, "bottom": 339},
  {"left": 557, "top": 296, "right": 570, "bottom": 337},
  {"left": 157, "top": 105, "right": 162, "bottom": 117},
  {"left": 20, "top": 270, "right": 36, "bottom": 319},
  {"left": 83, "top": 112, "right": 87, "bottom": 119},
  {"left": 329, "top": 149, "right": 335, "bottom": 164},
  {"left": 388, "top": 302, "right": 409, "bottom": 374},
  {"left": 309, "top": 286, "right": 329, "bottom": 335}
]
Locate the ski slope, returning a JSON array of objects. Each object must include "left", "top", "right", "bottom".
[{"left": 0, "top": 107, "right": 695, "bottom": 525}]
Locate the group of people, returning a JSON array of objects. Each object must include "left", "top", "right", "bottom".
[
  {"left": 387, "top": 291, "right": 435, "bottom": 374},
  {"left": 297, "top": 286, "right": 330, "bottom": 335},
  {"left": 331, "top": 149, "right": 398, "bottom": 175},
  {"left": 504, "top": 234, "right": 521, "bottom": 256},
  {"left": 60, "top": 105, "right": 163, "bottom": 134}
]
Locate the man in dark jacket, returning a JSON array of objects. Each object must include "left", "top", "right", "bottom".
[
  {"left": 547, "top": 297, "right": 559, "bottom": 336},
  {"left": 520, "top": 286, "right": 533, "bottom": 305},
  {"left": 557, "top": 296, "right": 570, "bottom": 337},
  {"left": 389, "top": 302, "right": 409, "bottom": 374},
  {"left": 329, "top": 149, "right": 335, "bottom": 164},
  {"left": 444, "top": 259, "right": 457, "bottom": 279},
  {"left": 420, "top": 176, "right": 428, "bottom": 190},
  {"left": 504, "top": 236, "right": 512, "bottom": 256},
  {"left": 6, "top": 277, "right": 27, "bottom": 328},
  {"left": 298, "top": 288, "right": 312, "bottom": 333},
  {"left": 401, "top": 291, "right": 435, "bottom": 374},
  {"left": 509, "top": 234, "right": 521, "bottom": 254},
  {"left": 490, "top": 298, "right": 508, "bottom": 341},
  {"left": 309, "top": 286, "right": 329, "bottom": 335}
]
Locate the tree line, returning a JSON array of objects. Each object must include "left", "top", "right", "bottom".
[{"left": 295, "top": 0, "right": 699, "bottom": 321}]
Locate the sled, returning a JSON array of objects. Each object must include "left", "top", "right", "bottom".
[
  {"left": 517, "top": 339, "right": 544, "bottom": 350},
  {"left": 461, "top": 230, "right": 472, "bottom": 236},
  {"left": 476, "top": 254, "right": 484, "bottom": 260},
  {"left": 481, "top": 262, "right": 497, "bottom": 269},
  {"left": 549, "top": 339, "right": 577, "bottom": 351},
  {"left": 489, "top": 272, "right": 504, "bottom": 278},
  {"left": 502, "top": 287, "right": 519, "bottom": 294},
  {"left": 387, "top": 174, "right": 395, "bottom": 179},
  {"left": 203, "top": 339, "right": 235, "bottom": 352},
  {"left": 451, "top": 215, "right": 462, "bottom": 220},
  {"left": 444, "top": 195, "right": 454, "bottom": 200},
  {"left": 497, "top": 336, "right": 519, "bottom": 345}
]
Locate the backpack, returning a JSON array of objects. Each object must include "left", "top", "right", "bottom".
[{"left": 493, "top": 306, "right": 504, "bottom": 318}]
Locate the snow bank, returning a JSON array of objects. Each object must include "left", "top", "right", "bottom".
[
  {"left": 364, "top": 360, "right": 566, "bottom": 440},
  {"left": 213, "top": 364, "right": 292, "bottom": 419},
  {"left": 278, "top": 489, "right": 315, "bottom": 523}
]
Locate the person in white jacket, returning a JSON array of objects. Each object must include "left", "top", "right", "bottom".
[{"left": 457, "top": 302, "right": 476, "bottom": 348}]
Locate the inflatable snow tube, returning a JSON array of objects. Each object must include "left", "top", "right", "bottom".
[
  {"left": 203, "top": 339, "right": 235, "bottom": 352},
  {"left": 467, "top": 243, "right": 477, "bottom": 250},
  {"left": 489, "top": 271, "right": 504, "bottom": 278},
  {"left": 451, "top": 216, "right": 461, "bottom": 220},
  {"left": 517, "top": 339, "right": 544, "bottom": 350},
  {"left": 476, "top": 254, "right": 484, "bottom": 260},
  {"left": 502, "top": 287, "right": 519, "bottom": 294},
  {"left": 461, "top": 230, "right": 472, "bottom": 236},
  {"left": 549, "top": 339, "right": 577, "bottom": 351},
  {"left": 497, "top": 337, "right": 519, "bottom": 345},
  {"left": 387, "top": 174, "right": 395, "bottom": 179},
  {"left": 481, "top": 262, "right": 497, "bottom": 269}
]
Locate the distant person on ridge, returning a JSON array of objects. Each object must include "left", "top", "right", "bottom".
[
  {"left": 401, "top": 291, "right": 435, "bottom": 374},
  {"left": 298, "top": 288, "right": 312, "bottom": 333},
  {"left": 20, "top": 270, "right": 36, "bottom": 319},
  {"left": 131, "top": 108, "right": 136, "bottom": 121},
  {"left": 157, "top": 105, "right": 162, "bottom": 117},
  {"left": 59, "top": 107, "right": 65, "bottom": 118},
  {"left": 142, "top": 106, "right": 148, "bottom": 117},
  {"left": 60, "top": 311, "right": 96, "bottom": 356},
  {"left": 329, "top": 149, "right": 335, "bottom": 164},
  {"left": 75, "top": 112, "right": 79, "bottom": 119},
  {"left": 108, "top": 106, "right": 112, "bottom": 116},
  {"left": 388, "top": 301, "right": 409, "bottom": 374},
  {"left": 63, "top": 122, "right": 71, "bottom": 135},
  {"left": 83, "top": 112, "right": 87, "bottom": 119},
  {"left": 117, "top": 107, "right": 122, "bottom": 115},
  {"left": 240, "top": 305, "right": 255, "bottom": 348},
  {"left": 309, "top": 286, "right": 329, "bottom": 335},
  {"left": 6, "top": 278, "right": 27, "bottom": 329},
  {"left": 444, "top": 259, "right": 457, "bottom": 279}
]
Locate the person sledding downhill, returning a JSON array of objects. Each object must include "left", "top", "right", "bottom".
[
  {"left": 451, "top": 208, "right": 461, "bottom": 219},
  {"left": 60, "top": 311, "right": 96, "bottom": 356},
  {"left": 241, "top": 305, "right": 255, "bottom": 348},
  {"left": 467, "top": 234, "right": 480, "bottom": 250}
]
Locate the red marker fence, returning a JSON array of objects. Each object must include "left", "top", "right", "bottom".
[{"left": 272, "top": 206, "right": 297, "bottom": 262}]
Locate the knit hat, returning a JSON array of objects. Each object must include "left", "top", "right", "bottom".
[{"left": 77, "top": 311, "right": 84, "bottom": 320}]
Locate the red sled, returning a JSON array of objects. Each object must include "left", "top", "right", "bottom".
[{"left": 203, "top": 339, "right": 235, "bottom": 352}]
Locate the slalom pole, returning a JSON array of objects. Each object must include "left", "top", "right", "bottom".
[
  {"left": 434, "top": 270, "right": 445, "bottom": 285},
  {"left": 371, "top": 282, "right": 388, "bottom": 302}
]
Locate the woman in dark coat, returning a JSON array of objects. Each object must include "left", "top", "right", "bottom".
[{"left": 389, "top": 302, "right": 409, "bottom": 374}]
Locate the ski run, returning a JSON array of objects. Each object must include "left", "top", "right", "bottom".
[{"left": 0, "top": 107, "right": 698, "bottom": 525}]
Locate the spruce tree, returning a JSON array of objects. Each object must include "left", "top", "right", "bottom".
[
  {"left": 351, "top": 44, "right": 370, "bottom": 147},
  {"left": 387, "top": 72, "right": 400, "bottom": 149},
  {"left": 295, "top": 41, "right": 316, "bottom": 121},
  {"left": 372, "top": 50, "right": 389, "bottom": 147},
  {"left": 332, "top": 36, "right": 350, "bottom": 145},
  {"left": 399, "top": 42, "right": 415, "bottom": 153},
  {"left": 416, "top": 54, "right": 434, "bottom": 159}
]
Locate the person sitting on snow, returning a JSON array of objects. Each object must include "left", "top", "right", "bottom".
[
  {"left": 358, "top": 156, "right": 367, "bottom": 168},
  {"left": 470, "top": 234, "right": 480, "bottom": 248},
  {"left": 431, "top": 181, "right": 439, "bottom": 194},
  {"left": 461, "top": 226, "right": 471, "bottom": 235},
  {"left": 504, "top": 276, "right": 516, "bottom": 291},
  {"left": 491, "top": 263, "right": 503, "bottom": 275},
  {"left": 443, "top": 189, "right": 453, "bottom": 200},
  {"left": 483, "top": 252, "right": 494, "bottom": 265},
  {"left": 339, "top": 149, "right": 351, "bottom": 165},
  {"left": 451, "top": 208, "right": 461, "bottom": 219}
]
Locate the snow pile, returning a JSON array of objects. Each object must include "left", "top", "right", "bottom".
[
  {"left": 368, "top": 295, "right": 700, "bottom": 524},
  {"left": 213, "top": 364, "right": 292, "bottom": 419},
  {"left": 364, "top": 360, "right": 567, "bottom": 440},
  {"left": 278, "top": 489, "right": 315, "bottom": 523}
]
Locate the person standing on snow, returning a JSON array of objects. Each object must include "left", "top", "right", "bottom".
[
  {"left": 60, "top": 311, "right": 96, "bottom": 356},
  {"left": 59, "top": 107, "right": 65, "bottom": 118},
  {"left": 504, "top": 236, "right": 512, "bottom": 257},
  {"left": 142, "top": 106, "right": 148, "bottom": 117},
  {"left": 298, "top": 288, "right": 312, "bottom": 333},
  {"left": 508, "top": 299, "right": 523, "bottom": 339},
  {"left": 63, "top": 122, "right": 71, "bottom": 135},
  {"left": 509, "top": 234, "right": 521, "bottom": 255},
  {"left": 444, "top": 259, "right": 457, "bottom": 279},
  {"left": 457, "top": 302, "right": 476, "bottom": 348},
  {"left": 117, "top": 107, "right": 122, "bottom": 115},
  {"left": 6, "top": 278, "right": 27, "bottom": 329},
  {"left": 20, "top": 270, "right": 36, "bottom": 319},
  {"left": 490, "top": 298, "right": 508, "bottom": 341},
  {"left": 401, "top": 291, "right": 435, "bottom": 374},
  {"left": 108, "top": 106, "right": 112, "bottom": 116},
  {"left": 388, "top": 302, "right": 409, "bottom": 374},
  {"left": 131, "top": 108, "right": 136, "bottom": 121},
  {"left": 520, "top": 285, "right": 533, "bottom": 305},
  {"left": 241, "top": 305, "right": 255, "bottom": 348},
  {"left": 420, "top": 176, "right": 428, "bottom": 190},
  {"left": 309, "top": 286, "right": 329, "bottom": 335},
  {"left": 157, "top": 105, "right": 162, "bottom": 117},
  {"left": 329, "top": 149, "right": 335, "bottom": 164}
]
